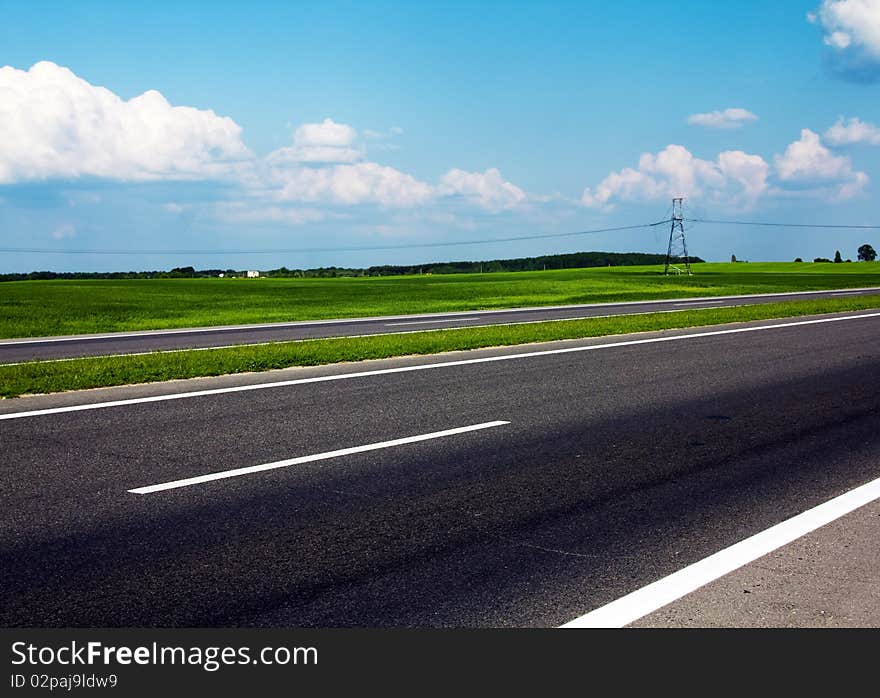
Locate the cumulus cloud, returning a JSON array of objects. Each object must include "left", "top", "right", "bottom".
[
  {"left": 809, "top": 0, "right": 880, "bottom": 55},
  {"left": 295, "top": 118, "right": 356, "bottom": 148},
  {"left": 260, "top": 121, "right": 527, "bottom": 210},
  {"left": 582, "top": 128, "right": 871, "bottom": 208},
  {"left": 717, "top": 151, "right": 770, "bottom": 202},
  {"left": 260, "top": 119, "right": 435, "bottom": 206},
  {"left": 809, "top": 1, "right": 880, "bottom": 79},
  {"left": 687, "top": 108, "right": 759, "bottom": 130},
  {"left": 268, "top": 117, "right": 362, "bottom": 164},
  {"left": 439, "top": 168, "right": 527, "bottom": 211},
  {"left": 0, "top": 61, "right": 251, "bottom": 183},
  {"left": 824, "top": 116, "right": 880, "bottom": 145},
  {"left": 0, "top": 62, "right": 531, "bottom": 214},
  {"left": 258, "top": 162, "right": 530, "bottom": 211},
  {"left": 774, "top": 128, "right": 868, "bottom": 198},
  {"left": 581, "top": 144, "right": 768, "bottom": 209},
  {"left": 267, "top": 161, "right": 434, "bottom": 207},
  {"left": 261, "top": 125, "right": 528, "bottom": 209},
  {"left": 267, "top": 144, "right": 361, "bottom": 165}
]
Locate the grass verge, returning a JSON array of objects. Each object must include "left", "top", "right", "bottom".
[{"left": 2, "top": 295, "right": 879, "bottom": 399}]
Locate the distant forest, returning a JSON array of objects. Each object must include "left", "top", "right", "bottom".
[{"left": 0, "top": 251, "right": 703, "bottom": 282}]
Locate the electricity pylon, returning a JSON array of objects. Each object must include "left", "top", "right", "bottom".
[{"left": 664, "top": 197, "right": 692, "bottom": 276}]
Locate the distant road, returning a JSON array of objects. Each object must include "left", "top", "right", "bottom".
[
  {"left": 2, "top": 312, "right": 878, "bottom": 626},
  {"left": 2, "top": 287, "right": 879, "bottom": 363}
]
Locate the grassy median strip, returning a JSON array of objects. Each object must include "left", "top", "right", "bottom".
[{"left": 2, "top": 295, "right": 880, "bottom": 398}]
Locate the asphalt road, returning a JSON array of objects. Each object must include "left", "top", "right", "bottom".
[
  {"left": 1, "top": 311, "right": 879, "bottom": 627},
  {"left": 3, "top": 287, "right": 880, "bottom": 363}
]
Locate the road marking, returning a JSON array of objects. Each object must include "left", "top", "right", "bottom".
[
  {"left": 673, "top": 301, "right": 724, "bottom": 306},
  {"left": 831, "top": 291, "right": 862, "bottom": 296},
  {"left": 385, "top": 317, "right": 481, "bottom": 326},
  {"left": 560, "top": 475, "right": 880, "bottom": 628},
  {"left": 2, "top": 311, "right": 879, "bottom": 421},
  {"left": 2, "top": 287, "right": 878, "bottom": 345},
  {"left": 128, "top": 421, "right": 509, "bottom": 494}
]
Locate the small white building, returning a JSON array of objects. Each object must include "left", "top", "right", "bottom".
[{"left": 246, "top": 270, "right": 260, "bottom": 278}]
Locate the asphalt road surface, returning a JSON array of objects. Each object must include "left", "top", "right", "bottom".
[
  {"left": 2, "top": 310, "right": 879, "bottom": 627},
  {"left": 2, "top": 287, "right": 880, "bottom": 363}
]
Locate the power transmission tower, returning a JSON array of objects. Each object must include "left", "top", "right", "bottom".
[{"left": 664, "top": 197, "right": 692, "bottom": 275}]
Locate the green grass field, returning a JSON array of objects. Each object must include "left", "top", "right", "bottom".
[{"left": 1, "top": 261, "right": 879, "bottom": 339}]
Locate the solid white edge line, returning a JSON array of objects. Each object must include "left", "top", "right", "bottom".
[
  {"left": 3, "top": 286, "right": 879, "bottom": 345},
  {"left": 560, "top": 475, "right": 880, "bottom": 628},
  {"left": 128, "top": 420, "right": 509, "bottom": 494},
  {"left": 3, "top": 311, "right": 880, "bottom": 422}
]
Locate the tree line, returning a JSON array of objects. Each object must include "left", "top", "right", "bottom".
[
  {"left": 796, "top": 243, "right": 876, "bottom": 264},
  {"left": 0, "top": 267, "right": 236, "bottom": 282},
  {"left": 0, "top": 251, "right": 702, "bottom": 282}
]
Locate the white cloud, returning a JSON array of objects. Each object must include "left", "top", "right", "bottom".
[
  {"left": 259, "top": 162, "right": 529, "bottom": 211},
  {"left": 50, "top": 223, "right": 76, "bottom": 240},
  {"left": 0, "top": 62, "right": 531, "bottom": 215},
  {"left": 267, "top": 144, "right": 362, "bottom": 164},
  {"left": 268, "top": 161, "right": 434, "bottom": 207},
  {"left": 364, "top": 125, "right": 404, "bottom": 140},
  {"left": 826, "top": 30, "right": 853, "bottom": 48},
  {"left": 838, "top": 173, "right": 870, "bottom": 198},
  {"left": 774, "top": 128, "right": 868, "bottom": 198},
  {"left": 809, "top": 1, "right": 880, "bottom": 57},
  {"left": 584, "top": 129, "right": 869, "bottom": 209},
  {"left": 214, "top": 202, "right": 330, "bottom": 225},
  {"left": 262, "top": 145, "right": 527, "bottom": 211},
  {"left": 687, "top": 108, "right": 759, "bottom": 130},
  {"left": 582, "top": 144, "right": 767, "bottom": 209},
  {"left": 824, "top": 116, "right": 880, "bottom": 145},
  {"left": 439, "top": 168, "right": 526, "bottom": 211},
  {"left": 718, "top": 151, "right": 770, "bottom": 202},
  {"left": 775, "top": 128, "right": 856, "bottom": 179},
  {"left": 269, "top": 117, "right": 362, "bottom": 163},
  {"left": 0, "top": 61, "right": 251, "bottom": 183},
  {"left": 295, "top": 118, "right": 356, "bottom": 147}
]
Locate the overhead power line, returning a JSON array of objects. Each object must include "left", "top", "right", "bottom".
[
  {"left": 0, "top": 220, "right": 671, "bottom": 255},
  {"left": 687, "top": 218, "right": 880, "bottom": 230},
  {"left": 1, "top": 215, "right": 877, "bottom": 256}
]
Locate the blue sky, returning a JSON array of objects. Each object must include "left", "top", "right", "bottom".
[{"left": 1, "top": 0, "right": 879, "bottom": 272}]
